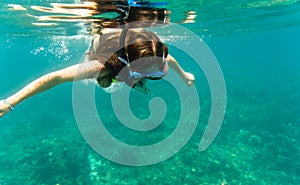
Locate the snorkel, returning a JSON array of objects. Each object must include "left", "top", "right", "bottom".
[{"left": 132, "top": 79, "right": 150, "bottom": 94}]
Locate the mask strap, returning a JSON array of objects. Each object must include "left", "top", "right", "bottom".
[{"left": 118, "top": 27, "right": 130, "bottom": 64}]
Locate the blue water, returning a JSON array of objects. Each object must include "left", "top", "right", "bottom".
[{"left": 1, "top": 0, "right": 300, "bottom": 184}]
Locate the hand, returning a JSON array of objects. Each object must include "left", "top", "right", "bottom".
[
  {"left": 0, "top": 100, "right": 11, "bottom": 118},
  {"left": 183, "top": 72, "right": 195, "bottom": 86}
]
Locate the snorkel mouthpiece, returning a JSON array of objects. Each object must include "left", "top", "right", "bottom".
[
  {"left": 133, "top": 78, "right": 150, "bottom": 94},
  {"left": 134, "top": 82, "right": 150, "bottom": 94}
]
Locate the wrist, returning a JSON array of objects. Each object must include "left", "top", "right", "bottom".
[{"left": 3, "top": 99, "right": 14, "bottom": 111}]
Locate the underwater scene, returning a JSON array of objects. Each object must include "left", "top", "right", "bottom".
[{"left": 0, "top": 0, "right": 299, "bottom": 184}]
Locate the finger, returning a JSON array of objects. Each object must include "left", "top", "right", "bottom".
[{"left": 187, "top": 80, "right": 194, "bottom": 86}]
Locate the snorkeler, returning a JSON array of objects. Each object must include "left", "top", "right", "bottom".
[
  {"left": 0, "top": 0, "right": 194, "bottom": 118},
  {"left": 0, "top": 28, "right": 194, "bottom": 118}
]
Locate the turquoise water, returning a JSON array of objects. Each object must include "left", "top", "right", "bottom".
[{"left": 1, "top": 0, "right": 300, "bottom": 184}]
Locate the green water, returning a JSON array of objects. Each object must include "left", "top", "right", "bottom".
[{"left": 0, "top": 0, "right": 299, "bottom": 184}]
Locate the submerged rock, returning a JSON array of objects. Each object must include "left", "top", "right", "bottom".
[{"left": 248, "top": 135, "right": 262, "bottom": 146}]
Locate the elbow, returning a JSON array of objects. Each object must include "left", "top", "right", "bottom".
[{"left": 46, "top": 72, "right": 64, "bottom": 85}]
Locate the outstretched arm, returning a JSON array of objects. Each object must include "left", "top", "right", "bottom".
[
  {"left": 0, "top": 60, "right": 103, "bottom": 118},
  {"left": 166, "top": 55, "right": 195, "bottom": 86}
]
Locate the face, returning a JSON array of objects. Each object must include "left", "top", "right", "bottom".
[{"left": 116, "top": 53, "right": 168, "bottom": 87}]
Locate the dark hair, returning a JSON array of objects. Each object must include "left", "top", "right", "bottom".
[{"left": 87, "top": 29, "right": 168, "bottom": 88}]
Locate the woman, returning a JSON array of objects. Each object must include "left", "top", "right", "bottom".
[{"left": 0, "top": 29, "right": 194, "bottom": 118}]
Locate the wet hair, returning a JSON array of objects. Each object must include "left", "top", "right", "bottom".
[{"left": 87, "top": 29, "right": 168, "bottom": 88}]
